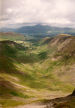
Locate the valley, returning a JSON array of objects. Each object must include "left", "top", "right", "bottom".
[{"left": 0, "top": 33, "right": 75, "bottom": 108}]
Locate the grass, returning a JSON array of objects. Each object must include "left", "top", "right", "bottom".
[
  {"left": 0, "top": 33, "right": 25, "bottom": 41},
  {"left": 13, "top": 58, "right": 74, "bottom": 92},
  {"left": 0, "top": 99, "right": 25, "bottom": 108},
  {"left": 10, "top": 91, "right": 29, "bottom": 98}
]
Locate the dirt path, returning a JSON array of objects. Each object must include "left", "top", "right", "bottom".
[{"left": 16, "top": 103, "right": 46, "bottom": 108}]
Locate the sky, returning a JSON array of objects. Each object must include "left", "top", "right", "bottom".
[{"left": 0, "top": 0, "right": 75, "bottom": 28}]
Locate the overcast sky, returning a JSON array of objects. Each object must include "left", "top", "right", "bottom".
[{"left": 0, "top": 0, "right": 75, "bottom": 28}]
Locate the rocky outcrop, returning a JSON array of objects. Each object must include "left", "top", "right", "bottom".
[
  {"left": 71, "top": 89, "right": 75, "bottom": 96},
  {"left": 45, "top": 90, "right": 75, "bottom": 108}
]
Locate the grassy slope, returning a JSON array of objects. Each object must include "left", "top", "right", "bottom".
[
  {"left": 0, "top": 32, "right": 25, "bottom": 41},
  {"left": 0, "top": 34, "right": 75, "bottom": 107}
]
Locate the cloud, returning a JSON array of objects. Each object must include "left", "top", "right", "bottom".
[{"left": 0, "top": 0, "right": 75, "bottom": 28}]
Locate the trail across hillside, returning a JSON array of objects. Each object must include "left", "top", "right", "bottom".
[{"left": 16, "top": 103, "right": 46, "bottom": 108}]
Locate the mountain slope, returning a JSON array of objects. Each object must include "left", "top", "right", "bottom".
[
  {"left": 39, "top": 34, "right": 75, "bottom": 85},
  {"left": 41, "top": 34, "right": 75, "bottom": 58},
  {"left": 15, "top": 24, "right": 75, "bottom": 36}
]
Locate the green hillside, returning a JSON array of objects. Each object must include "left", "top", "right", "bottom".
[{"left": 0, "top": 33, "right": 75, "bottom": 108}]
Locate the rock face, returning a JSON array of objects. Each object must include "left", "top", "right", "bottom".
[{"left": 71, "top": 89, "right": 75, "bottom": 96}]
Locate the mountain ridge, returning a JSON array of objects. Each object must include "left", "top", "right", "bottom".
[{"left": 0, "top": 24, "right": 75, "bottom": 36}]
